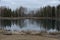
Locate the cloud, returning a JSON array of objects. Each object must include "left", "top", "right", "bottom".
[{"left": 0, "top": 0, "right": 60, "bottom": 10}]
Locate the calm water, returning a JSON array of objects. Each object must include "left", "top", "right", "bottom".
[{"left": 0, "top": 19, "right": 60, "bottom": 32}]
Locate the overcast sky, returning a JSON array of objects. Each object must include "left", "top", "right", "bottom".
[{"left": 0, "top": 0, "right": 60, "bottom": 10}]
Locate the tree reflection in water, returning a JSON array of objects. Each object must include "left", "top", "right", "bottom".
[{"left": 0, "top": 19, "right": 60, "bottom": 32}]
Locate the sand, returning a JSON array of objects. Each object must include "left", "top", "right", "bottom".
[
  {"left": 0, "top": 34, "right": 59, "bottom": 40},
  {"left": 0, "top": 30, "right": 60, "bottom": 40}
]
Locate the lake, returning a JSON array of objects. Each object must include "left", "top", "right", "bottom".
[{"left": 0, "top": 19, "right": 60, "bottom": 33}]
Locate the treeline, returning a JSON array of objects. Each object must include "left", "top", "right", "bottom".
[
  {"left": 32, "top": 5, "right": 60, "bottom": 17},
  {"left": 0, "top": 6, "right": 27, "bottom": 17},
  {"left": 0, "top": 5, "right": 60, "bottom": 17}
]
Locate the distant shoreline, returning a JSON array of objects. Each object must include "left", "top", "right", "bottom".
[{"left": 0, "top": 17, "right": 59, "bottom": 20}]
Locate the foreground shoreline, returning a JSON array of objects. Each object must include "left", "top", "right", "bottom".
[
  {"left": 0, "top": 30, "right": 60, "bottom": 40},
  {"left": 0, "top": 33, "right": 59, "bottom": 40}
]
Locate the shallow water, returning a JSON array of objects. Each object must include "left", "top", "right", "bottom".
[{"left": 0, "top": 19, "right": 60, "bottom": 32}]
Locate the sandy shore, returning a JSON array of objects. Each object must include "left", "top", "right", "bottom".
[
  {"left": 0, "top": 30, "right": 60, "bottom": 40},
  {"left": 0, "top": 34, "right": 59, "bottom": 40}
]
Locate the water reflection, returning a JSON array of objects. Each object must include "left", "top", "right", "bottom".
[
  {"left": 34, "top": 19, "right": 60, "bottom": 31},
  {"left": 0, "top": 19, "right": 60, "bottom": 32}
]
